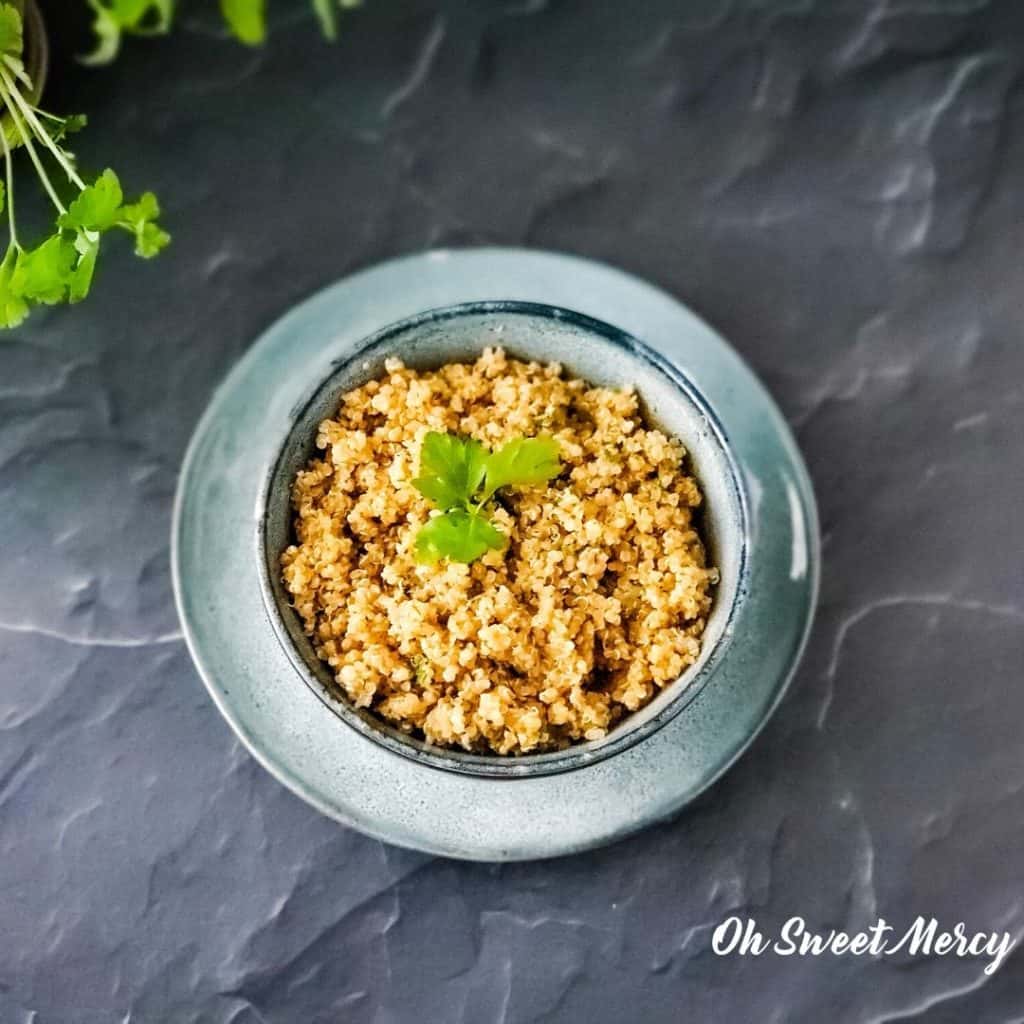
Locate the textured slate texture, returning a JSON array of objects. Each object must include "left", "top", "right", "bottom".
[{"left": 3, "top": 1, "right": 1024, "bottom": 1020}]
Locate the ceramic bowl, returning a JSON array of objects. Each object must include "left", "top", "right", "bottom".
[
  {"left": 258, "top": 301, "right": 749, "bottom": 778},
  {"left": 172, "top": 248, "right": 819, "bottom": 860}
]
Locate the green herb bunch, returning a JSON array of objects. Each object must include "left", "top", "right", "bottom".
[
  {"left": 85, "top": 0, "right": 362, "bottom": 62},
  {"left": 0, "top": 2, "right": 168, "bottom": 328},
  {"left": 412, "top": 431, "right": 562, "bottom": 565}
]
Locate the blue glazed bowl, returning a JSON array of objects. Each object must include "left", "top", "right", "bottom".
[
  {"left": 173, "top": 248, "right": 818, "bottom": 859},
  {"left": 258, "top": 301, "right": 749, "bottom": 778}
]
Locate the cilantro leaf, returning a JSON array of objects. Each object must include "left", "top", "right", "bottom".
[
  {"left": 94, "top": 0, "right": 174, "bottom": 33},
  {"left": 311, "top": 0, "right": 361, "bottom": 40},
  {"left": 410, "top": 654, "right": 432, "bottom": 687},
  {"left": 55, "top": 113, "right": 88, "bottom": 137},
  {"left": 0, "top": 246, "right": 28, "bottom": 328},
  {"left": 312, "top": 0, "right": 337, "bottom": 39},
  {"left": 133, "top": 219, "right": 170, "bottom": 258},
  {"left": 59, "top": 169, "right": 123, "bottom": 233},
  {"left": 56, "top": 173, "right": 170, "bottom": 261},
  {"left": 30, "top": 111, "right": 87, "bottom": 147},
  {"left": 414, "top": 510, "right": 505, "bottom": 565},
  {"left": 411, "top": 431, "right": 488, "bottom": 510},
  {"left": 482, "top": 435, "right": 561, "bottom": 498},
  {"left": 117, "top": 191, "right": 170, "bottom": 257},
  {"left": 81, "top": 4, "right": 121, "bottom": 65},
  {"left": 10, "top": 236, "right": 76, "bottom": 305},
  {"left": 68, "top": 235, "right": 99, "bottom": 303},
  {"left": 81, "top": 0, "right": 358, "bottom": 59},
  {"left": 117, "top": 191, "right": 159, "bottom": 224},
  {"left": 409, "top": 431, "right": 561, "bottom": 565},
  {"left": 81, "top": 0, "right": 174, "bottom": 65},
  {"left": 0, "top": 4, "right": 21, "bottom": 59},
  {"left": 220, "top": 0, "right": 266, "bottom": 44}
]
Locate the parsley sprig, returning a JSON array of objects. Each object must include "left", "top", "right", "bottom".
[
  {"left": 411, "top": 431, "right": 562, "bottom": 565},
  {"left": 84, "top": 0, "right": 363, "bottom": 62},
  {"left": 0, "top": 3, "right": 168, "bottom": 328}
]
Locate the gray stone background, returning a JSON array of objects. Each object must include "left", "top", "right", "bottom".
[{"left": 2, "top": 0, "right": 1023, "bottom": 1020}]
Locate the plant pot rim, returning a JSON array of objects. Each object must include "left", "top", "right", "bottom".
[
  {"left": 1, "top": 0, "right": 48, "bottom": 148},
  {"left": 4, "top": 0, "right": 48, "bottom": 107},
  {"left": 22, "top": 0, "right": 48, "bottom": 101}
]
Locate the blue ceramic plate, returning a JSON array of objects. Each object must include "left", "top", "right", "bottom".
[{"left": 172, "top": 249, "right": 819, "bottom": 861}]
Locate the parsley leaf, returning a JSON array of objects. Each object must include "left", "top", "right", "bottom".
[
  {"left": 415, "top": 510, "right": 505, "bottom": 565},
  {"left": 81, "top": 0, "right": 174, "bottom": 65},
  {"left": 11, "top": 236, "right": 77, "bottom": 304},
  {"left": 481, "top": 435, "right": 562, "bottom": 499},
  {"left": 31, "top": 111, "right": 88, "bottom": 147},
  {"left": 312, "top": 0, "right": 361, "bottom": 40},
  {"left": 118, "top": 192, "right": 170, "bottom": 257},
  {"left": 411, "top": 431, "right": 488, "bottom": 510},
  {"left": 81, "top": 0, "right": 360, "bottom": 57},
  {"left": 134, "top": 220, "right": 170, "bottom": 258},
  {"left": 220, "top": 0, "right": 266, "bottom": 45},
  {"left": 0, "top": 246, "right": 27, "bottom": 327},
  {"left": 409, "top": 430, "right": 561, "bottom": 565},
  {"left": 57, "top": 173, "right": 169, "bottom": 261},
  {"left": 409, "top": 654, "right": 432, "bottom": 687},
  {"left": 68, "top": 235, "right": 99, "bottom": 303},
  {"left": 59, "top": 168, "right": 123, "bottom": 233},
  {"left": 0, "top": 4, "right": 21, "bottom": 58}
]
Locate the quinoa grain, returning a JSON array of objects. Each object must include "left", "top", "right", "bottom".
[{"left": 282, "top": 348, "right": 717, "bottom": 755}]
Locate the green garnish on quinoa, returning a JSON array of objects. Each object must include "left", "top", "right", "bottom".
[
  {"left": 411, "top": 431, "right": 561, "bottom": 564},
  {"left": 281, "top": 349, "right": 717, "bottom": 756}
]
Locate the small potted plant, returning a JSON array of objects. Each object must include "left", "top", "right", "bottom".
[
  {"left": 0, "top": 0, "right": 168, "bottom": 327},
  {"left": 0, "top": 0, "right": 361, "bottom": 330}
]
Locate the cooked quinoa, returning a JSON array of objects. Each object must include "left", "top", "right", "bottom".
[{"left": 281, "top": 348, "right": 717, "bottom": 755}]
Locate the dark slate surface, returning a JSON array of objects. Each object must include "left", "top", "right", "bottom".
[{"left": 3, "top": 1, "right": 1024, "bottom": 1020}]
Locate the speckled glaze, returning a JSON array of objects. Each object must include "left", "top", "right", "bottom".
[
  {"left": 258, "top": 301, "right": 749, "bottom": 778},
  {"left": 172, "top": 248, "right": 819, "bottom": 860}
]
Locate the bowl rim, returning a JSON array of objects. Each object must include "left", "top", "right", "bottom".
[{"left": 256, "top": 299, "right": 750, "bottom": 778}]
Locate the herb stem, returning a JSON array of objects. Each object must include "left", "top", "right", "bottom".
[
  {"left": 1, "top": 110, "right": 16, "bottom": 247},
  {"left": 0, "top": 65, "right": 86, "bottom": 190},
  {"left": 0, "top": 74, "right": 65, "bottom": 215},
  {"left": 1, "top": 52, "right": 31, "bottom": 91}
]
